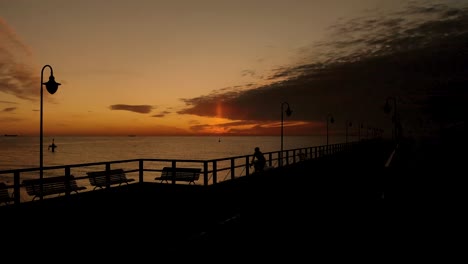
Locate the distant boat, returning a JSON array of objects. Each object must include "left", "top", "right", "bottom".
[
  {"left": 4, "top": 134, "right": 18, "bottom": 137},
  {"left": 128, "top": 135, "right": 136, "bottom": 137}
]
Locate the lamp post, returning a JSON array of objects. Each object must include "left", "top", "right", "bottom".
[
  {"left": 358, "top": 123, "right": 364, "bottom": 141},
  {"left": 40, "top": 65, "right": 61, "bottom": 201},
  {"left": 345, "top": 120, "right": 352, "bottom": 143},
  {"left": 326, "top": 113, "right": 334, "bottom": 145},
  {"left": 280, "top": 102, "right": 292, "bottom": 167},
  {"left": 384, "top": 97, "right": 398, "bottom": 142}
]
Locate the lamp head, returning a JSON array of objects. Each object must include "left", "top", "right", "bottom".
[
  {"left": 384, "top": 101, "right": 391, "bottom": 114},
  {"left": 285, "top": 106, "right": 292, "bottom": 117},
  {"left": 330, "top": 117, "right": 334, "bottom": 123},
  {"left": 44, "top": 75, "right": 61, "bottom": 94}
]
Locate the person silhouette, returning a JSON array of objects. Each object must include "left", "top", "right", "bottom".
[{"left": 250, "top": 147, "right": 266, "bottom": 173}]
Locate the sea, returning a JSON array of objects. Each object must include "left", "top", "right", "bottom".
[{"left": 0, "top": 135, "right": 349, "bottom": 172}]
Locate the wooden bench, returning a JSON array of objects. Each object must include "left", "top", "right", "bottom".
[
  {"left": 87, "top": 169, "right": 135, "bottom": 190},
  {"left": 22, "top": 175, "right": 87, "bottom": 201},
  {"left": 154, "top": 167, "right": 201, "bottom": 184},
  {"left": 0, "top": 182, "right": 13, "bottom": 205}
]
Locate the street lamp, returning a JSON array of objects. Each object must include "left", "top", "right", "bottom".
[
  {"left": 280, "top": 102, "right": 292, "bottom": 167},
  {"left": 358, "top": 123, "right": 364, "bottom": 141},
  {"left": 345, "top": 120, "right": 352, "bottom": 143},
  {"left": 384, "top": 97, "right": 398, "bottom": 142},
  {"left": 326, "top": 113, "right": 334, "bottom": 145},
  {"left": 40, "top": 65, "right": 61, "bottom": 201}
]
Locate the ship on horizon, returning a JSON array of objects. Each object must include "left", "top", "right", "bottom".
[{"left": 4, "top": 134, "right": 18, "bottom": 137}]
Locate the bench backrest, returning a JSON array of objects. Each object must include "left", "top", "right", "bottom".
[
  {"left": 22, "top": 175, "right": 82, "bottom": 196},
  {"left": 87, "top": 169, "right": 129, "bottom": 187},
  {"left": 0, "top": 182, "right": 12, "bottom": 204},
  {"left": 160, "top": 167, "right": 201, "bottom": 181}
]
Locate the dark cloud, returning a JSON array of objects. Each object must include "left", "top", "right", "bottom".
[
  {"left": 151, "top": 111, "right": 171, "bottom": 118},
  {"left": 241, "top": 69, "right": 256, "bottom": 77},
  {"left": 2, "top": 107, "right": 16, "bottom": 112},
  {"left": 0, "top": 18, "right": 37, "bottom": 101},
  {"left": 178, "top": 2, "right": 468, "bottom": 137},
  {"left": 109, "top": 104, "right": 153, "bottom": 114}
]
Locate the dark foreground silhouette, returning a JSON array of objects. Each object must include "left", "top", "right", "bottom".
[
  {"left": 2, "top": 140, "right": 390, "bottom": 258},
  {"left": 4, "top": 128, "right": 464, "bottom": 259}
]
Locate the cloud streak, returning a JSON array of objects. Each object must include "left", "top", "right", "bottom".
[
  {"left": 151, "top": 111, "right": 171, "bottom": 118},
  {"left": 2, "top": 107, "right": 16, "bottom": 112},
  {"left": 109, "top": 104, "right": 154, "bottom": 114},
  {"left": 0, "top": 17, "right": 37, "bottom": 101}
]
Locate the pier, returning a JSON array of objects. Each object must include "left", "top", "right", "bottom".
[{"left": 0, "top": 139, "right": 392, "bottom": 257}]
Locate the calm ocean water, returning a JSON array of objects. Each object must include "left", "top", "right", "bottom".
[{"left": 0, "top": 135, "right": 348, "bottom": 172}]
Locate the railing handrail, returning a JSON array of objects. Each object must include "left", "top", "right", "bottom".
[
  {"left": 0, "top": 141, "right": 371, "bottom": 206},
  {"left": 0, "top": 142, "right": 354, "bottom": 174}
]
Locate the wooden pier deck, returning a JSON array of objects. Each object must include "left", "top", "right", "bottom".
[{"left": 1, "top": 140, "right": 389, "bottom": 259}]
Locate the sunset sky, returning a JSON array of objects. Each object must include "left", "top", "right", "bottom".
[{"left": 1, "top": 0, "right": 466, "bottom": 137}]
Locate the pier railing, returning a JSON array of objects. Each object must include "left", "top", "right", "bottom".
[{"left": 0, "top": 142, "right": 357, "bottom": 206}]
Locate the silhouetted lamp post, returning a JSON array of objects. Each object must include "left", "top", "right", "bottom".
[
  {"left": 280, "top": 102, "right": 292, "bottom": 166},
  {"left": 358, "top": 123, "right": 364, "bottom": 141},
  {"left": 384, "top": 97, "right": 398, "bottom": 142},
  {"left": 40, "top": 65, "right": 61, "bottom": 201},
  {"left": 345, "top": 120, "right": 352, "bottom": 143},
  {"left": 326, "top": 113, "right": 334, "bottom": 145}
]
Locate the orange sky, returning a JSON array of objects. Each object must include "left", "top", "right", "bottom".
[{"left": 1, "top": 0, "right": 466, "bottom": 138}]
